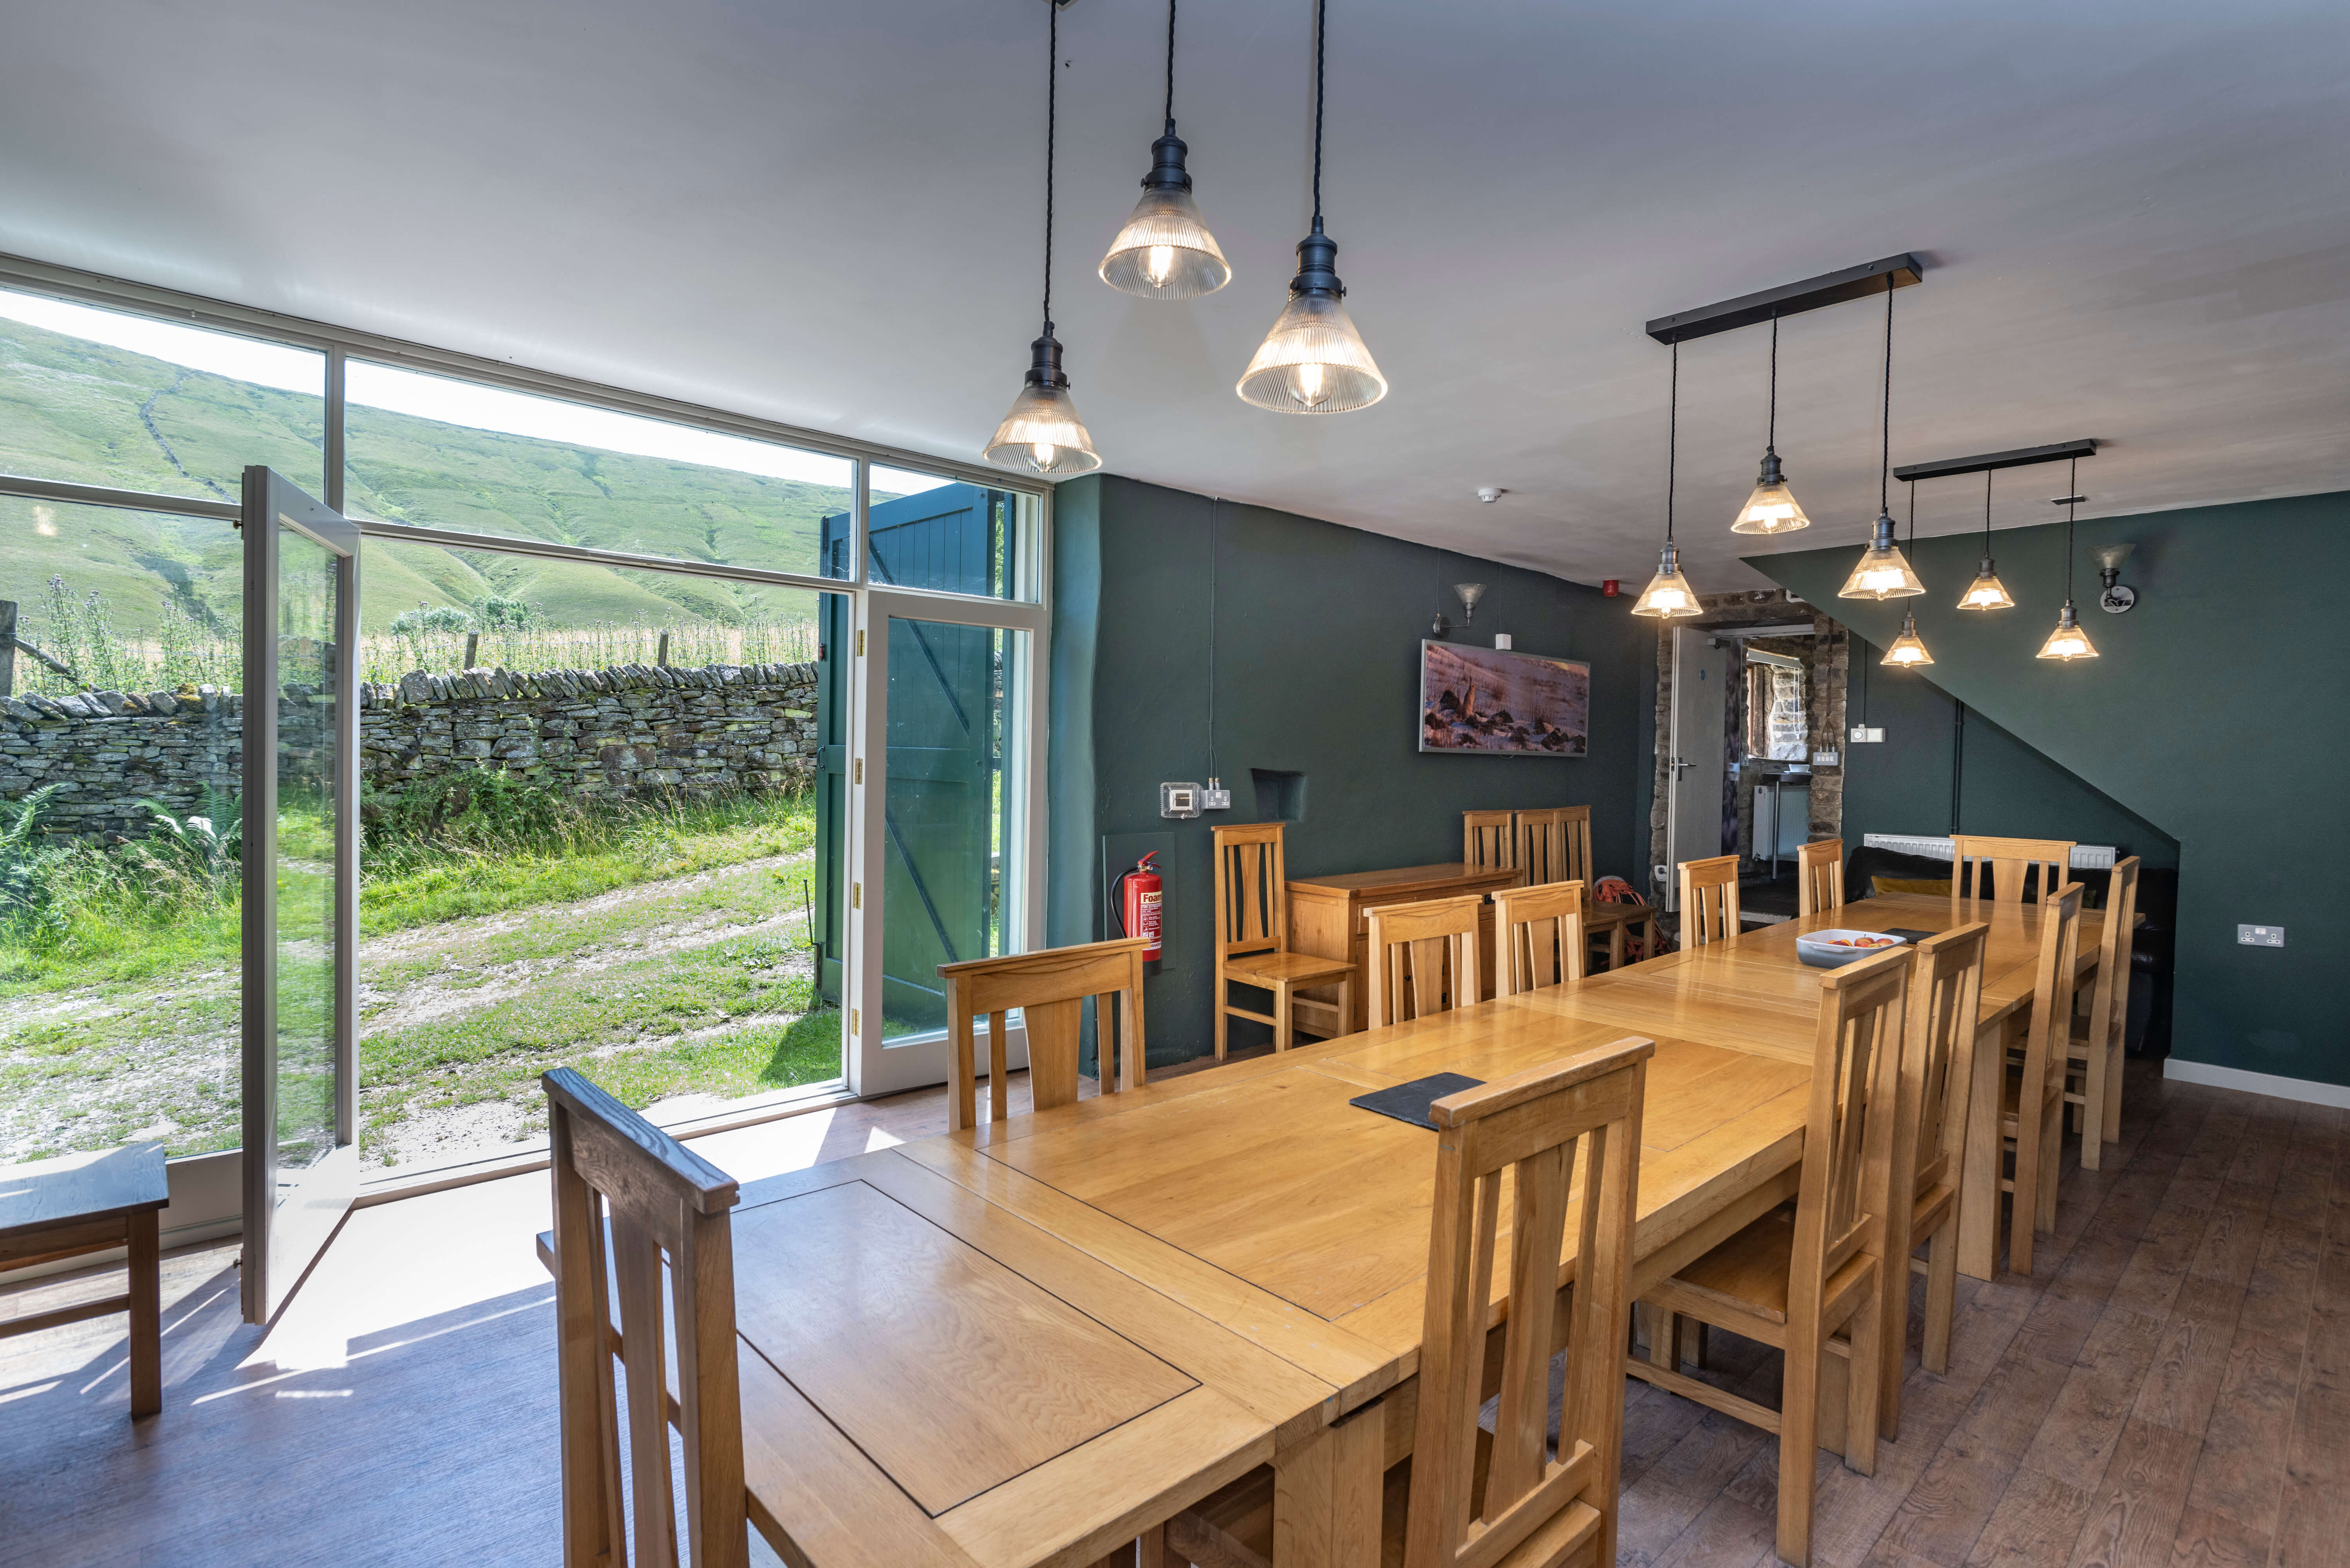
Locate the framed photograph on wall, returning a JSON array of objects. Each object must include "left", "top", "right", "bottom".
[{"left": 1419, "top": 640, "right": 1590, "bottom": 756}]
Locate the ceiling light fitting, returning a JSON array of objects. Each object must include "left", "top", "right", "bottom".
[
  {"left": 1732, "top": 313, "right": 1811, "bottom": 535},
  {"left": 985, "top": 0, "right": 1102, "bottom": 477},
  {"left": 1235, "top": 0, "right": 1386, "bottom": 414},
  {"left": 1882, "top": 490, "right": 1934, "bottom": 667},
  {"left": 1099, "top": 0, "right": 1231, "bottom": 299},
  {"left": 1632, "top": 340, "right": 1701, "bottom": 619},
  {"left": 2037, "top": 460, "right": 2099, "bottom": 661},
  {"left": 1840, "top": 281, "right": 1924, "bottom": 601},
  {"left": 1957, "top": 468, "right": 2016, "bottom": 611}
]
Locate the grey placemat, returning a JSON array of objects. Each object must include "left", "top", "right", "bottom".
[{"left": 1349, "top": 1072, "right": 1486, "bottom": 1131}]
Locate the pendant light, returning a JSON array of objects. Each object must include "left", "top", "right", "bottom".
[
  {"left": 1730, "top": 313, "right": 1811, "bottom": 534},
  {"left": 1956, "top": 467, "right": 2017, "bottom": 610},
  {"left": 1881, "top": 489, "right": 1935, "bottom": 667},
  {"left": 1838, "top": 283, "right": 1924, "bottom": 600},
  {"left": 2037, "top": 461, "right": 2099, "bottom": 660},
  {"left": 1098, "top": 0, "right": 1230, "bottom": 299},
  {"left": 984, "top": 0, "right": 1102, "bottom": 476},
  {"left": 1235, "top": 0, "right": 1387, "bottom": 413},
  {"left": 1631, "top": 340, "right": 1701, "bottom": 618}
]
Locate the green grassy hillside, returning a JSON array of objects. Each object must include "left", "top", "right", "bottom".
[{"left": 0, "top": 315, "right": 852, "bottom": 647}]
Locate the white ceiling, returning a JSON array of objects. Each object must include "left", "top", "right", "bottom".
[{"left": 6, "top": 0, "right": 2348, "bottom": 588}]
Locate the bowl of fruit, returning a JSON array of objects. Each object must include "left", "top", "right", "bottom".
[{"left": 1794, "top": 929, "right": 1908, "bottom": 969}]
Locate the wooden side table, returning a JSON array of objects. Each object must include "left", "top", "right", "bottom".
[
  {"left": 1286, "top": 862, "right": 1524, "bottom": 1033},
  {"left": 0, "top": 1142, "right": 169, "bottom": 1417}
]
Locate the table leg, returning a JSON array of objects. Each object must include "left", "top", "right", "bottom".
[
  {"left": 1273, "top": 1401, "right": 1383, "bottom": 1568},
  {"left": 1956, "top": 1016, "right": 2005, "bottom": 1280},
  {"left": 127, "top": 1208, "right": 160, "bottom": 1418}
]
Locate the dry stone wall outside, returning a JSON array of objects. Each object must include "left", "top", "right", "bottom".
[{"left": 0, "top": 661, "right": 821, "bottom": 840}]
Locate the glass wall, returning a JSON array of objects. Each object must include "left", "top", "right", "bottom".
[
  {"left": 0, "top": 268, "right": 1045, "bottom": 1175},
  {"left": 345, "top": 362, "right": 854, "bottom": 581},
  {"left": 0, "top": 288, "right": 324, "bottom": 499},
  {"left": 0, "top": 497, "right": 244, "bottom": 1162}
]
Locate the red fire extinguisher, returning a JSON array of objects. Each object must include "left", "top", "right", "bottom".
[{"left": 1114, "top": 851, "right": 1164, "bottom": 963}]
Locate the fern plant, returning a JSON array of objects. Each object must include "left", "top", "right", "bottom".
[{"left": 0, "top": 783, "right": 69, "bottom": 939}]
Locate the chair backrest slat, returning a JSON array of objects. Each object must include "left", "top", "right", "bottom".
[
  {"left": 1462, "top": 810, "right": 1517, "bottom": 874},
  {"left": 1898, "top": 924, "right": 1990, "bottom": 1207},
  {"left": 939, "top": 938, "right": 1150, "bottom": 1134},
  {"left": 1797, "top": 838, "right": 1844, "bottom": 919},
  {"left": 1494, "top": 880, "right": 1587, "bottom": 995},
  {"left": 1213, "top": 823, "right": 1288, "bottom": 957},
  {"left": 545, "top": 1067, "right": 747, "bottom": 1568},
  {"left": 1950, "top": 835, "right": 2074, "bottom": 905},
  {"left": 1678, "top": 854, "right": 1741, "bottom": 947},
  {"left": 2086, "top": 857, "right": 2141, "bottom": 1053},
  {"left": 1405, "top": 1038, "right": 1653, "bottom": 1568},
  {"left": 2019, "top": 883, "right": 2086, "bottom": 1101},
  {"left": 1368, "top": 893, "right": 1484, "bottom": 1026},
  {"left": 1798, "top": 948, "right": 1907, "bottom": 1307},
  {"left": 1517, "top": 806, "right": 1594, "bottom": 889}
]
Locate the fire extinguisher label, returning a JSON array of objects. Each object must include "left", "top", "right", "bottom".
[{"left": 1136, "top": 889, "right": 1162, "bottom": 957}]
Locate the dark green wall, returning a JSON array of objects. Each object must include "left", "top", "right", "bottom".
[
  {"left": 1052, "top": 474, "right": 1650, "bottom": 1064},
  {"left": 1758, "top": 490, "right": 2350, "bottom": 1089},
  {"left": 1842, "top": 641, "right": 2178, "bottom": 868}
]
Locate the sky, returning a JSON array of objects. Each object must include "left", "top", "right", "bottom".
[{"left": 0, "top": 288, "right": 950, "bottom": 497}]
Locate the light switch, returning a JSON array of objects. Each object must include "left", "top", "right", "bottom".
[
  {"left": 1160, "top": 782, "right": 1201, "bottom": 819},
  {"left": 2238, "top": 925, "right": 2285, "bottom": 947}
]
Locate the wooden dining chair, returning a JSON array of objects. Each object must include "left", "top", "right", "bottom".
[
  {"left": 1170, "top": 1040, "right": 1654, "bottom": 1568},
  {"left": 1998, "top": 882, "right": 2085, "bottom": 1276},
  {"left": 1950, "top": 834, "right": 2074, "bottom": 905},
  {"left": 1797, "top": 838, "right": 1844, "bottom": 918},
  {"left": 1876, "top": 921, "right": 1989, "bottom": 1439},
  {"left": 2064, "top": 856, "right": 2140, "bottom": 1172},
  {"left": 545, "top": 1066, "right": 748, "bottom": 1568},
  {"left": 1627, "top": 945, "right": 1907, "bottom": 1567},
  {"left": 1677, "top": 854, "right": 1742, "bottom": 948},
  {"left": 938, "top": 937, "right": 1150, "bottom": 1135},
  {"left": 1493, "top": 880, "right": 1587, "bottom": 995},
  {"left": 1516, "top": 805, "right": 1593, "bottom": 888},
  {"left": 1367, "top": 892, "right": 1486, "bottom": 1026},
  {"left": 1212, "top": 822, "right": 1357, "bottom": 1060},
  {"left": 1462, "top": 809, "right": 1518, "bottom": 874},
  {"left": 1405, "top": 1039, "right": 1652, "bottom": 1568}
]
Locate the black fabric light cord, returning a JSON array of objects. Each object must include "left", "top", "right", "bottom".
[
  {"left": 1043, "top": 0, "right": 1058, "bottom": 335},
  {"left": 1164, "top": 0, "right": 1177, "bottom": 132},
  {"left": 1984, "top": 469, "right": 1993, "bottom": 551},
  {"left": 1666, "top": 338, "right": 1679, "bottom": 542},
  {"left": 2066, "top": 456, "right": 2078, "bottom": 598},
  {"left": 1879, "top": 281, "right": 1894, "bottom": 513},
  {"left": 1768, "top": 311, "right": 1779, "bottom": 450},
  {"left": 1311, "top": 0, "right": 1327, "bottom": 225},
  {"left": 1907, "top": 481, "right": 1916, "bottom": 551}
]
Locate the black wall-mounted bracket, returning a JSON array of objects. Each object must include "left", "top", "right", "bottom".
[
  {"left": 1645, "top": 253, "right": 1924, "bottom": 344},
  {"left": 1891, "top": 439, "right": 2098, "bottom": 484}
]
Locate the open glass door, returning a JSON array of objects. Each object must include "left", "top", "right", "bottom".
[
  {"left": 240, "top": 466, "right": 360, "bottom": 1324},
  {"left": 847, "top": 588, "right": 1045, "bottom": 1097}
]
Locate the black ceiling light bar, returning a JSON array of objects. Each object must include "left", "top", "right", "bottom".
[
  {"left": 1645, "top": 253, "right": 1925, "bottom": 345},
  {"left": 1892, "top": 438, "right": 2097, "bottom": 484}
]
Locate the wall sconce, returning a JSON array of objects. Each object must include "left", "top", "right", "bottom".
[
  {"left": 2092, "top": 542, "right": 2137, "bottom": 612},
  {"left": 1454, "top": 583, "right": 1487, "bottom": 624}
]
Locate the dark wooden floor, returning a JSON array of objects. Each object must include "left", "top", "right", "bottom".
[{"left": 1, "top": 1062, "right": 2343, "bottom": 1568}]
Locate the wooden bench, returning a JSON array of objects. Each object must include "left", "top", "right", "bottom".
[{"left": 0, "top": 1142, "right": 169, "bottom": 1417}]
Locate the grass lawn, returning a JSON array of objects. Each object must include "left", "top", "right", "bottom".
[{"left": 0, "top": 787, "right": 841, "bottom": 1166}]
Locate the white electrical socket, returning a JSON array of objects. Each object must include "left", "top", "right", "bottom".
[
  {"left": 2238, "top": 925, "right": 2285, "bottom": 947},
  {"left": 1811, "top": 748, "right": 1840, "bottom": 768},
  {"left": 1847, "top": 726, "right": 1885, "bottom": 744},
  {"left": 1201, "top": 777, "right": 1232, "bottom": 810}
]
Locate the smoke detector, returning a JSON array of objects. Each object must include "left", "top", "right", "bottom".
[{"left": 1476, "top": 487, "right": 1504, "bottom": 504}]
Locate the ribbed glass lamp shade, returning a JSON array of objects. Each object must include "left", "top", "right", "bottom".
[
  {"left": 1956, "top": 558, "right": 2016, "bottom": 611},
  {"left": 1629, "top": 544, "right": 1702, "bottom": 618},
  {"left": 1880, "top": 610, "right": 1934, "bottom": 667},
  {"left": 1100, "top": 185, "right": 1230, "bottom": 300},
  {"left": 2036, "top": 600, "right": 2099, "bottom": 661},
  {"left": 1838, "top": 512, "right": 1927, "bottom": 600},
  {"left": 984, "top": 379, "right": 1101, "bottom": 475},
  {"left": 1730, "top": 451, "right": 1810, "bottom": 535},
  {"left": 1237, "top": 290, "right": 1386, "bottom": 413}
]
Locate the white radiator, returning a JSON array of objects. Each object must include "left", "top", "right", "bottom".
[{"left": 1862, "top": 834, "right": 2116, "bottom": 870}]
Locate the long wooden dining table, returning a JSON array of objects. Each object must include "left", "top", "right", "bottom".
[{"left": 701, "top": 890, "right": 2110, "bottom": 1568}]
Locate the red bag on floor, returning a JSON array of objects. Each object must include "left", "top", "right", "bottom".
[{"left": 1591, "top": 876, "right": 1667, "bottom": 961}]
